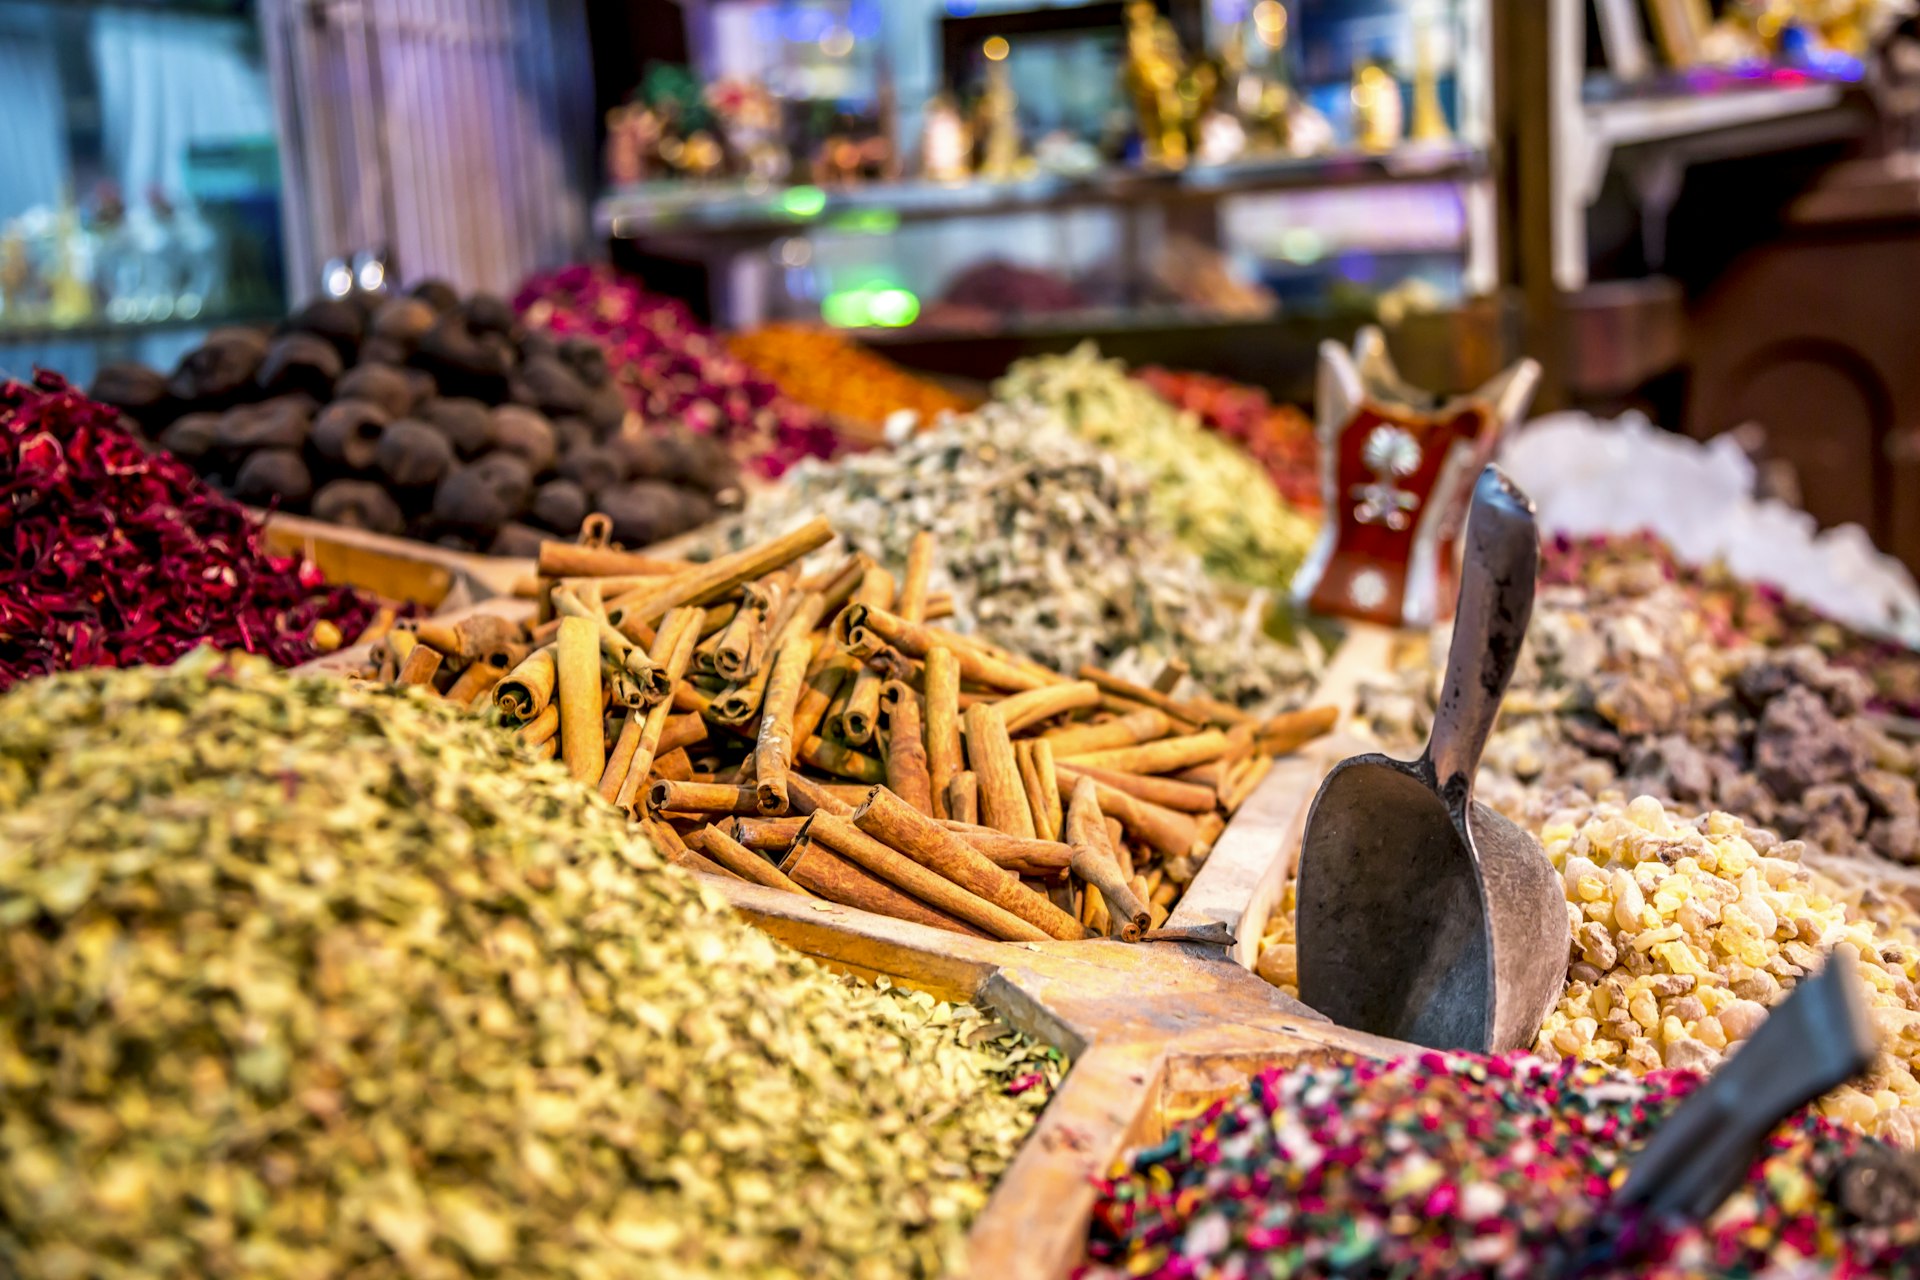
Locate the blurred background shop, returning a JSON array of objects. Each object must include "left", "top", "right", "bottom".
[{"left": 5, "top": 0, "right": 1920, "bottom": 568}]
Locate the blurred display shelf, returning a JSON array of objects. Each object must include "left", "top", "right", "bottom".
[
  {"left": 1545, "top": 0, "right": 1871, "bottom": 291},
  {"left": 0, "top": 306, "right": 282, "bottom": 347},
  {"left": 1585, "top": 78, "right": 1848, "bottom": 147},
  {"left": 856, "top": 293, "right": 1522, "bottom": 407},
  {"left": 596, "top": 143, "right": 1489, "bottom": 243}
]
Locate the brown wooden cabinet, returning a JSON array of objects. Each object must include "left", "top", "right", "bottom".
[{"left": 1686, "top": 161, "right": 1920, "bottom": 576}]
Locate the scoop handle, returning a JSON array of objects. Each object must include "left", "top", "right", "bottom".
[
  {"left": 1424, "top": 466, "right": 1539, "bottom": 799},
  {"left": 1616, "top": 946, "right": 1877, "bottom": 1220}
]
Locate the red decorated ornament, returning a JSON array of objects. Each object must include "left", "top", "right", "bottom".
[{"left": 1292, "top": 327, "right": 1539, "bottom": 627}]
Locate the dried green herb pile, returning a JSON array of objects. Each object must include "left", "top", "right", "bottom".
[
  {"left": 992, "top": 343, "right": 1319, "bottom": 591},
  {"left": 0, "top": 652, "right": 1060, "bottom": 1279},
  {"left": 709, "top": 401, "right": 1318, "bottom": 713}
]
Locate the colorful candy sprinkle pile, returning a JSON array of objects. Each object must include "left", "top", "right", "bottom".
[{"left": 1086, "top": 1051, "right": 1920, "bottom": 1279}]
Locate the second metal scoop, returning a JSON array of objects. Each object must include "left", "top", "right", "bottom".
[{"left": 1296, "top": 466, "right": 1569, "bottom": 1052}]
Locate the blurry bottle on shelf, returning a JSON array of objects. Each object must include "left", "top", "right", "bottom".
[
  {"left": 976, "top": 60, "right": 1024, "bottom": 180},
  {"left": 1237, "top": 0, "right": 1334, "bottom": 157},
  {"left": 813, "top": 61, "right": 898, "bottom": 186},
  {"left": 47, "top": 206, "right": 92, "bottom": 328},
  {"left": 920, "top": 93, "right": 973, "bottom": 182},
  {"left": 709, "top": 78, "right": 791, "bottom": 185},
  {"left": 1409, "top": 20, "right": 1453, "bottom": 144},
  {"left": 1123, "top": 0, "right": 1193, "bottom": 168},
  {"left": 1350, "top": 49, "right": 1405, "bottom": 153},
  {"left": 604, "top": 103, "right": 666, "bottom": 185}
]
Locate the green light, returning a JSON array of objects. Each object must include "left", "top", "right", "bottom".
[
  {"left": 831, "top": 209, "right": 901, "bottom": 235},
  {"left": 780, "top": 185, "right": 828, "bottom": 218},
  {"left": 867, "top": 288, "right": 920, "bottom": 327},
  {"left": 821, "top": 290, "right": 870, "bottom": 327}
]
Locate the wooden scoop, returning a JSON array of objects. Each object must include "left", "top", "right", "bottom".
[{"left": 1296, "top": 466, "right": 1568, "bottom": 1052}]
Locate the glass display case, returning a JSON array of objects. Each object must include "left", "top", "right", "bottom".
[
  {"left": 598, "top": 0, "right": 1499, "bottom": 338},
  {"left": 0, "top": 0, "right": 287, "bottom": 380}
]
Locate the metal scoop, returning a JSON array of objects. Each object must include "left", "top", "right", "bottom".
[{"left": 1296, "top": 465, "right": 1568, "bottom": 1052}]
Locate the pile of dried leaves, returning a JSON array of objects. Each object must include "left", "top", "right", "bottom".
[
  {"left": 708, "top": 401, "right": 1319, "bottom": 713},
  {"left": 0, "top": 652, "right": 1059, "bottom": 1278}
]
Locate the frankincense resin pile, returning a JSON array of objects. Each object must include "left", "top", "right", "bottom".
[
  {"left": 1087, "top": 1051, "right": 1920, "bottom": 1279},
  {"left": 1533, "top": 796, "right": 1920, "bottom": 1144},
  {"left": 1258, "top": 796, "right": 1920, "bottom": 1144},
  {"left": 357, "top": 518, "right": 1336, "bottom": 936},
  {"left": 0, "top": 653, "right": 1058, "bottom": 1278}
]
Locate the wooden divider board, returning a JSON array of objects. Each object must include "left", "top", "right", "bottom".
[{"left": 262, "top": 511, "right": 527, "bottom": 609}]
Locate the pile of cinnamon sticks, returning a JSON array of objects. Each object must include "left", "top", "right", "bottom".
[{"left": 362, "top": 516, "right": 1337, "bottom": 942}]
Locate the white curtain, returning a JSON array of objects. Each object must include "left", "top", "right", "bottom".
[
  {"left": 262, "top": 0, "right": 594, "bottom": 298},
  {"left": 0, "top": 9, "right": 72, "bottom": 222},
  {"left": 90, "top": 9, "right": 276, "bottom": 207}
]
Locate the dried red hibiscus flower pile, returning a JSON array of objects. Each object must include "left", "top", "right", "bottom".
[{"left": 1, "top": 374, "right": 380, "bottom": 691}]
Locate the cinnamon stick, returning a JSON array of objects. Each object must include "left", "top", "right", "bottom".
[
  {"left": 786, "top": 773, "right": 855, "bottom": 817},
  {"left": 880, "top": 681, "right": 933, "bottom": 814},
  {"left": 1256, "top": 705, "right": 1339, "bottom": 756},
  {"left": 731, "top": 815, "right": 808, "bottom": 851},
  {"left": 947, "top": 771, "right": 980, "bottom": 825},
  {"left": 844, "top": 605, "right": 1051, "bottom": 693},
  {"left": 1221, "top": 754, "right": 1277, "bottom": 813},
  {"left": 609, "top": 516, "right": 834, "bottom": 641},
  {"left": 779, "top": 828, "right": 988, "bottom": 938},
  {"left": 685, "top": 824, "right": 814, "bottom": 896},
  {"left": 554, "top": 616, "right": 603, "bottom": 784},
  {"left": 649, "top": 780, "right": 763, "bottom": 816},
  {"left": 993, "top": 681, "right": 1102, "bottom": 735},
  {"left": 643, "top": 818, "right": 734, "bottom": 879},
  {"left": 1066, "top": 777, "right": 1150, "bottom": 942},
  {"left": 805, "top": 552, "right": 873, "bottom": 613},
  {"left": 658, "top": 713, "right": 710, "bottom": 757},
  {"left": 712, "top": 589, "right": 769, "bottom": 683},
  {"left": 1055, "top": 762, "right": 1219, "bottom": 813},
  {"left": 1039, "top": 709, "right": 1171, "bottom": 758},
  {"left": 964, "top": 703, "right": 1035, "bottom": 838},
  {"left": 792, "top": 650, "right": 855, "bottom": 748},
  {"left": 445, "top": 660, "right": 505, "bottom": 707},
  {"left": 742, "top": 815, "right": 1069, "bottom": 877},
  {"left": 537, "top": 541, "right": 689, "bottom": 579},
  {"left": 652, "top": 749, "right": 694, "bottom": 782},
  {"left": 834, "top": 567, "right": 894, "bottom": 744},
  {"left": 494, "top": 645, "right": 557, "bottom": 720},
  {"left": 754, "top": 594, "right": 828, "bottom": 814},
  {"left": 552, "top": 584, "right": 661, "bottom": 704},
  {"left": 1071, "top": 774, "right": 1198, "bottom": 861},
  {"left": 797, "top": 734, "right": 885, "bottom": 784},
  {"left": 1078, "top": 664, "right": 1250, "bottom": 728},
  {"left": 517, "top": 703, "right": 560, "bottom": 747},
  {"left": 852, "top": 787, "right": 1085, "bottom": 941},
  {"left": 896, "top": 530, "right": 936, "bottom": 623},
  {"left": 808, "top": 814, "right": 1050, "bottom": 943},
  {"left": 838, "top": 666, "right": 885, "bottom": 745},
  {"left": 933, "top": 821, "right": 1074, "bottom": 875},
  {"left": 396, "top": 644, "right": 443, "bottom": 687},
  {"left": 1014, "top": 741, "right": 1057, "bottom": 843},
  {"left": 923, "top": 646, "right": 962, "bottom": 820},
  {"left": 611, "top": 606, "right": 706, "bottom": 810},
  {"left": 1058, "top": 730, "right": 1231, "bottom": 775}
]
